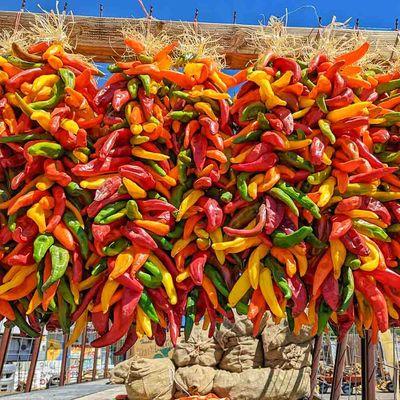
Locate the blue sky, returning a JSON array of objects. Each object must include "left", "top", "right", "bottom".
[{"left": 1, "top": 0, "right": 399, "bottom": 30}]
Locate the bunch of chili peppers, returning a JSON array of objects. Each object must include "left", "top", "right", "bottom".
[
  {"left": 225, "top": 43, "right": 400, "bottom": 342},
  {"left": 1, "top": 34, "right": 400, "bottom": 352}
]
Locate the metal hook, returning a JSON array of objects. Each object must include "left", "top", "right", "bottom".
[
  {"left": 194, "top": 8, "right": 199, "bottom": 23},
  {"left": 233, "top": 11, "right": 237, "bottom": 24},
  {"left": 355, "top": 18, "right": 359, "bottom": 29},
  {"left": 395, "top": 18, "right": 399, "bottom": 31},
  {"left": 20, "top": 0, "right": 26, "bottom": 12},
  {"left": 318, "top": 16, "right": 322, "bottom": 27},
  {"left": 63, "top": 1, "right": 68, "bottom": 13},
  {"left": 99, "top": 4, "right": 104, "bottom": 17},
  {"left": 149, "top": 5, "right": 154, "bottom": 18}
]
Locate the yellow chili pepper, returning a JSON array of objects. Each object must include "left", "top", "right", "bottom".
[
  {"left": 209, "top": 228, "right": 225, "bottom": 265},
  {"left": 326, "top": 102, "right": 371, "bottom": 122},
  {"left": 36, "top": 176, "right": 54, "bottom": 191},
  {"left": 329, "top": 239, "right": 347, "bottom": 279},
  {"left": 134, "top": 220, "right": 170, "bottom": 236},
  {"left": 27, "top": 202, "right": 47, "bottom": 233},
  {"left": 225, "top": 237, "right": 262, "bottom": 254},
  {"left": 248, "top": 244, "right": 269, "bottom": 289},
  {"left": 175, "top": 190, "right": 204, "bottom": 221},
  {"left": 289, "top": 248, "right": 308, "bottom": 276},
  {"left": 371, "top": 192, "right": 400, "bottom": 201},
  {"left": 66, "top": 200, "right": 85, "bottom": 227},
  {"left": 230, "top": 147, "right": 253, "bottom": 164},
  {"left": 67, "top": 309, "right": 88, "bottom": 347},
  {"left": 101, "top": 279, "right": 120, "bottom": 313},
  {"left": 359, "top": 236, "right": 380, "bottom": 271},
  {"left": 30, "top": 110, "right": 51, "bottom": 131},
  {"left": 132, "top": 147, "right": 169, "bottom": 161},
  {"left": 0, "top": 265, "right": 36, "bottom": 295},
  {"left": 148, "top": 254, "right": 177, "bottom": 305},
  {"left": 78, "top": 274, "right": 103, "bottom": 291},
  {"left": 27, "top": 290, "right": 42, "bottom": 315},
  {"left": 259, "top": 267, "right": 285, "bottom": 318},
  {"left": 385, "top": 295, "right": 399, "bottom": 319},
  {"left": 32, "top": 74, "right": 60, "bottom": 94},
  {"left": 110, "top": 246, "right": 135, "bottom": 280},
  {"left": 271, "top": 71, "right": 293, "bottom": 89},
  {"left": 299, "top": 97, "right": 315, "bottom": 108},
  {"left": 72, "top": 149, "right": 88, "bottom": 163},
  {"left": 346, "top": 210, "right": 379, "bottom": 219},
  {"left": 317, "top": 176, "right": 336, "bottom": 207},
  {"left": 122, "top": 177, "right": 147, "bottom": 199},
  {"left": 270, "top": 247, "right": 297, "bottom": 278},
  {"left": 194, "top": 102, "right": 218, "bottom": 121},
  {"left": 176, "top": 267, "right": 191, "bottom": 283},
  {"left": 137, "top": 305, "right": 152, "bottom": 337},
  {"left": 202, "top": 311, "right": 210, "bottom": 331},
  {"left": 228, "top": 269, "right": 251, "bottom": 307},
  {"left": 171, "top": 235, "right": 196, "bottom": 257},
  {"left": 286, "top": 139, "right": 312, "bottom": 150},
  {"left": 292, "top": 107, "right": 311, "bottom": 119},
  {"left": 80, "top": 175, "right": 116, "bottom": 189},
  {"left": 189, "top": 89, "right": 229, "bottom": 100}
]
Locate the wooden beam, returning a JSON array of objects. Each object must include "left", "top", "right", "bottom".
[
  {"left": 361, "top": 330, "right": 376, "bottom": 400},
  {"left": 330, "top": 334, "right": 349, "bottom": 400},
  {"left": 0, "top": 11, "right": 399, "bottom": 69},
  {"left": 25, "top": 329, "right": 43, "bottom": 393},
  {"left": 309, "top": 334, "right": 323, "bottom": 400},
  {"left": 59, "top": 333, "right": 69, "bottom": 386},
  {"left": 103, "top": 346, "right": 110, "bottom": 379},
  {"left": 0, "top": 327, "right": 12, "bottom": 378},
  {"left": 77, "top": 325, "right": 87, "bottom": 384}
]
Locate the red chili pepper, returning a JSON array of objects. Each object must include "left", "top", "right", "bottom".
[
  {"left": 325, "top": 88, "right": 354, "bottom": 108},
  {"left": 224, "top": 204, "right": 266, "bottom": 237},
  {"left": 308, "top": 54, "right": 329, "bottom": 74},
  {"left": 244, "top": 143, "right": 272, "bottom": 164},
  {"left": 361, "top": 197, "right": 392, "bottom": 225},
  {"left": 322, "top": 272, "right": 340, "bottom": 311},
  {"left": 273, "top": 57, "right": 301, "bottom": 83},
  {"left": 121, "top": 223, "right": 157, "bottom": 250},
  {"left": 310, "top": 136, "right": 325, "bottom": 165},
  {"left": 272, "top": 106, "right": 294, "bottom": 134},
  {"left": 301, "top": 106, "right": 324, "bottom": 128},
  {"left": 264, "top": 195, "right": 285, "bottom": 235},
  {"left": 349, "top": 167, "right": 398, "bottom": 183},
  {"left": 12, "top": 216, "right": 38, "bottom": 243},
  {"left": 354, "top": 138, "right": 384, "bottom": 168},
  {"left": 354, "top": 270, "right": 389, "bottom": 332},
  {"left": 330, "top": 215, "right": 352, "bottom": 239},
  {"left": 387, "top": 201, "right": 400, "bottom": 222},
  {"left": 370, "top": 128, "right": 390, "bottom": 143},
  {"left": 94, "top": 176, "right": 122, "bottom": 202},
  {"left": 288, "top": 275, "right": 307, "bottom": 317},
  {"left": 341, "top": 227, "right": 370, "bottom": 257},
  {"left": 72, "top": 157, "right": 132, "bottom": 177},
  {"left": 119, "top": 163, "right": 156, "bottom": 190},
  {"left": 189, "top": 251, "right": 208, "bottom": 285},
  {"left": 46, "top": 186, "right": 66, "bottom": 233},
  {"left": 197, "top": 197, "right": 223, "bottom": 232},
  {"left": 261, "top": 131, "right": 286, "bottom": 148},
  {"left": 86, "top": 193, "right": 131, "bottom": 218},
  {"left": 44, "top": 160, "right": 72, "bottom": 186},
  {"left": 114, "top": 325, "right": 138, "bottom": 355},
  {"left": 191, "top": 133, "right": 208, "bottom": 171},
  {"left": 232, "top": 153, "right": 278, "bottom": 172}
]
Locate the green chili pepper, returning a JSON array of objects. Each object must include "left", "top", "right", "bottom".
[
  {"left": 301, "top": 70, "right": 316, "bottom": 90},
  {"left": 111, "top": 120, "right": 130, "bottom": 131},
  {"left": 318, "top": 119, "right": 336, "bottom": 144},
  {"left": 269, "top": 187, "right": 299, "bottom": 217},
  {"left": 376, "top": 79, "right": 400, "bottom": 94},
  {"left": 220, "top": 191, "right": 233, "bottom": 203},
  {"left": 377, "top": 151, "right": 400, "bottom": 163},
  {"left": 237, "top": 172, "right": 253, "bottom": 202},
  {"left": 305, "top": 232, "right": 328, "bottom": 249},
  {"left": 126, "top": 200, "right": 142, "bottom": 220},
  {"left": 102, "top": 237, "right": 130, "bottom": 256},
  {"left": 265, "top": 256, "right": 292, "bottom": 299},
  {"left": 107, "top": 64, "right": 123, "bottom": 73},
  {"left": 14, "top": 93, "right": 34, "bottom": 116},
  {"left": 7, "top": 213, "right": 17, "bottom": 232},
  {"left": 139, "top": 291, "right": 159, "bottom": 323},
  {"left": 172, "top": 90, "right": 190, "bottom": 100},
  {"left": 94, "top": 201, "right": 128, "bottom": 224},
  {"left": 374, "top": 143, "right": 386, "bottom": 154},
  {"left": 338, "top": 183, "right": 377, "bottom": 197},
  {"left": 42, "top": 245, "right": 70, "bottom": 291},
  {"left": 58, "top": 294, "right": 70, "bottom": 333},
  {"left": 65, "top": 182, "right": 92, "bottom": 205},
  {"left": 138, "top": 74, "right": 151, "bottom": 96},
  {"left": 257, "top": 112, "right": 271, "bottom": 130},
  {"left": 316, "top": 94, "right": 328, "bottom": 113},
  {"left": 147, "top": 160, "right": 167, "bottom": 176},
  {"left": 171, "top": 184, "right": 187, "bottom": 208},
  {"left": 59, "top": 277, "right": 76, "bottom": 312},
  {"left": 278, "top": 151, "right": 314, "bottom": 172},
  {"left": 229, "top": 203, "right": 260, "bottom": 229},
  {"left": 185, "top": 288, "right": 198, "bottom": 340},
  {"left": 277, "top": 181, "right": 321, "bottom": 219},
  {"left": 91, "top": 258, "right": 108, "bottom": 276},
  {"left": 137, "top": 260, "right": 163, "bottom": 288},
  {"left": 151, "top": 234, "right": 173, "bottom": 251},
  {"left": 339, "top": 266, "right": 354, "bottom": 313},
  {"left": 0, "top": 133, "right": 53, "bottom": 143},
  {"left": 10, "top": 305, "right": 40, "bottom": 337},
  {"left": 317, "top": 301, "right": 332, "bottom": 335},
  {"left": 28, "top": 141, "right": 63, "bottom": 159},
  {"left": 388, "top": 223, "right": 400, "bottom": 233},
  {"left": 271, "top": 227, "right": 313, "bottom": 248},
  {"left": 177, "top": 159, "right": 187, "bottom": 184},
  {"left": 63, "top": 211, "right": 89, "bottom": 258},
  {"left": 6, "top": 55, "right": 43, "bottom": 69},
  {"left": 178, "top": 150, "right": 192, "bottom": 165},
  {"left": 240, "top": 102, "right": 266, "bottom": 122},
  {"left": 59, "top": 68, "right": 75, "bottom": 88},
  {"left": 30, "top": 80, "right": 64, "bottom": 110},
  {"left": 307, "top": 167, "right": 332, "bottom": 185},
  {"left": 33, "top": 234, "right": 54, "bottom": 263},
  {"left": 168, "top": 111, "right": 199, "bottom": 123},
  {"left": 127, "top": 78, "right": 139, "bottom": 99},
  {"left": 233, "top": 129, "right": 263, "bottom": 144},
  {"left": 344, "top": 253, "right": 361, "bottom": 270},
  {"left": 353, "top": 219, "right": 390, "bottom": 242},
  {"left": 168, "top": 222, "right": 184, "bottom": 239},
  {"left": 286, "top": 307, "right": 294, "bottom": 332}
]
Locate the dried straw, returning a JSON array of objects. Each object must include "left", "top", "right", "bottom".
[{"left": 0, "top": 28, "right": 29, "bottom": 56}]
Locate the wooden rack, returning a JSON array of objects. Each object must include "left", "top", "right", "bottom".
[{"left": 0, "top": 11, "right": 400, "bottom": 68}]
